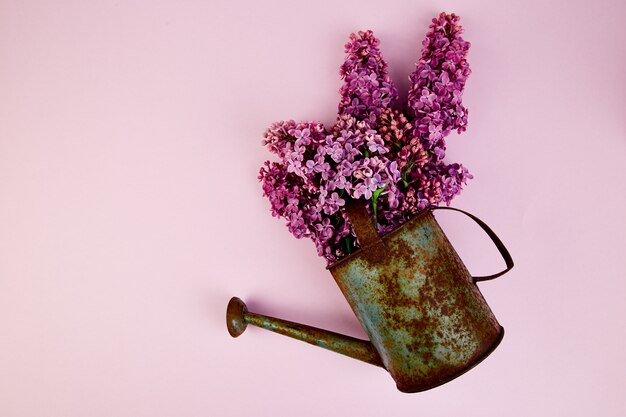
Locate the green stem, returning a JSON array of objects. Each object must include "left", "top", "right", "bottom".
[
  {"left": 371, "top": 184, "right": 388, "bottom": 230},
  {"left": 401, "top": 160, "right": 415, "bottom": 188}
]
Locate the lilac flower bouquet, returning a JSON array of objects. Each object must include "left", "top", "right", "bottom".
[{"left": 259, "top": 12, "right": 473, "bottom": 264}]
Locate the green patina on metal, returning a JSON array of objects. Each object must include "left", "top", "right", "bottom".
[{"left": 227, "top": 200, "right": 513, "bottom": 393}]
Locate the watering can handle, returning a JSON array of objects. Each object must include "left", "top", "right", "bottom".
[{"left": 431, "top": 207, "right": 514, "bottom": 283}]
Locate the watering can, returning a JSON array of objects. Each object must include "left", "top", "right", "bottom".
[{"left": 227, "top": 201, "right": 513, "bottom": 392}]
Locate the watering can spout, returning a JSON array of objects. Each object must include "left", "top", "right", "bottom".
[{"left": 226, "top": 297, "right": 384, "bottom": 367}]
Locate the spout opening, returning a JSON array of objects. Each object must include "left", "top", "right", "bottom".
[{"left": 226, "top": 297, "right": 248, "bottom": 337}]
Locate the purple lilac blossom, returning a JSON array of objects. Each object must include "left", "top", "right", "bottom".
[
  {"left": 259, "top": 12, "right": 473, "bottom": 264},
  {"left": 407, "top": 12, "right": 471, "bottom": 162},
  {"left": 338, "top": 30, "right": 399, "bottom": 125}
]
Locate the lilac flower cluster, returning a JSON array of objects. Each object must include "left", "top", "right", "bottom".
[
  {"left": 338, "top": 30, "right": 399, "bottom": 125},
  {"left": 260, "top": 13, "right": 473, "bottom": 263},
  {"left": 407, "top": 12, "right": 471, "bottom": 161},
  {"left": 399, "top": 12, "right": 473, "bottom": 213},
  {"left": 259, "top": 115, "right": 403, "bottom": 260}
]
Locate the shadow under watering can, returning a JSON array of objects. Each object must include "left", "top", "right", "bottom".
[{"left": 227, "top": 201, "right": 513, "bottom": 393}]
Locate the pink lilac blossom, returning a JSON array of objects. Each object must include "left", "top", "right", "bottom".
[{"left": 259, "top": 12, "right": 473, "bottom": 263}]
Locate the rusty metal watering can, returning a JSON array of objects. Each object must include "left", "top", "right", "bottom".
[{"left": 227, "top": 201, "right": 513, "bottom": 392}]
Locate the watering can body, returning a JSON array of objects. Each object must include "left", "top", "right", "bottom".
[{"left": 227, "top": 202, "right": 513, "bottom": 392}]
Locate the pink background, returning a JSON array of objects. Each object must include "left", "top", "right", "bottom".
[{"left": 1, "top": 0, "right": 625, "bottom": 416}]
